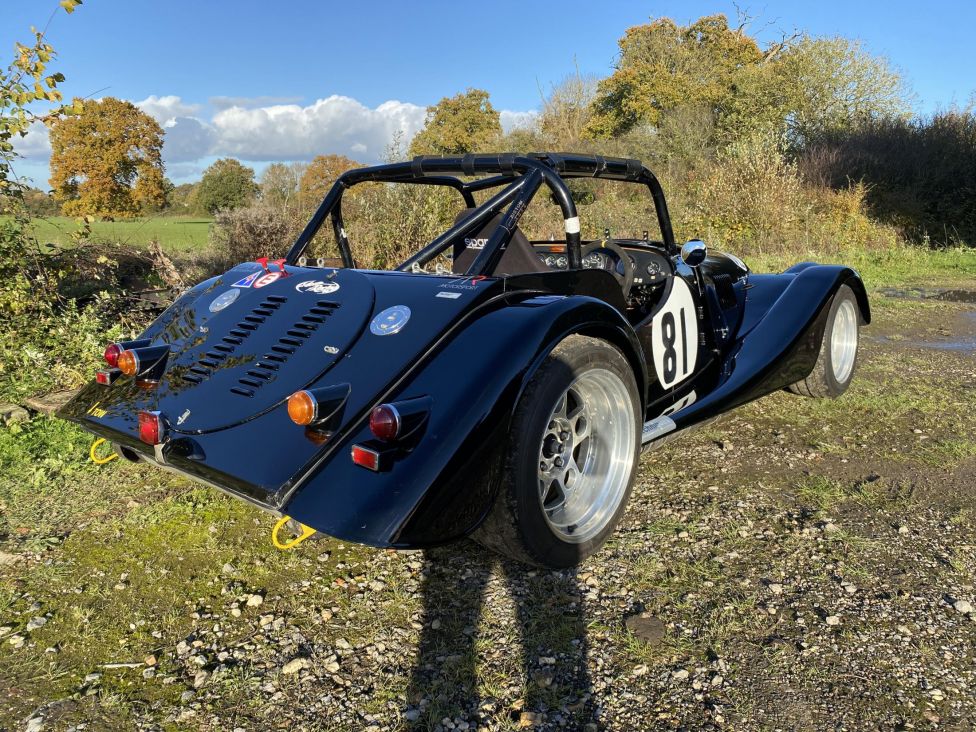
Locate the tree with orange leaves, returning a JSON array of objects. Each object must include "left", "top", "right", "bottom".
[
  {"left": 49, "top": 96, "right": 166, "bottom": 218},
  {"left": 299, "top": 153, "right": 359, "bottom": 210}
]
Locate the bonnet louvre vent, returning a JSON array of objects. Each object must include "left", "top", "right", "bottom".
[
  {"left": 231, "top": 300, "right": 340, "bottom": 397},
  {"left": 177, "top": 297, "right": 287, "bottom": 386}
]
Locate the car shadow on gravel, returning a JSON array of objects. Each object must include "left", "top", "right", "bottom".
[{"left": 405, "top": 543, "right": 596, "bottom": 730}]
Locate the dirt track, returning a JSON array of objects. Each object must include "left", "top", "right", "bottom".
[{"left": 1, "top": 290, "right": 975, "bottom": 731}]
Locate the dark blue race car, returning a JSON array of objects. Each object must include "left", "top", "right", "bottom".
[{"left": 59, "top": 153, "right": 869, "bottom": 568}]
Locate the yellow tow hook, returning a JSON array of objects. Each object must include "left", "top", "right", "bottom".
[
  {"left": 89, "top": 438, "right": 118, "bottom": 465},
  {"left": 271, "top": 515, "right": 316, "bottom": 550}
]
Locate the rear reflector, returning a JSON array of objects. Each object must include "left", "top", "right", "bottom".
[
  {"left": 351, "top": 444, "right": 380, "bottom": 471},
  {"left": 103, "top": 343, "right": 122, "bottom": 368},
  {"left": 138, "top": 411, "right": 165, "bottom": 445},
  {"left": 95, "top": 368, "right": 121, "bottom": 385}
]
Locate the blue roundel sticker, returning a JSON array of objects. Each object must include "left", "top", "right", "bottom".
[{"left": 370, "top": 305, "right": 411, "bottom": 335}]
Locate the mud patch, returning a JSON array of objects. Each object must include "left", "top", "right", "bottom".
[{"left": 878, "top": 286, "right": 976, "bottom": 304}]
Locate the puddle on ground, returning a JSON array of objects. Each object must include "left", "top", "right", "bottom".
[
  {"left": 871, "top": 312, "right": 976, "bottom": 352},
  {"left": 878, "top": 287, "right": 976, "bottom": 304}
]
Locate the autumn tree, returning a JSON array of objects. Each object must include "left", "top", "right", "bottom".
[
  {"left": 193, "top": 158, "right": 257, "bottom": 214},
  {"left": 539, "top": 72, "right": 599, "bottom": 149},
  {"left": 299, "top": 154, "right": 358, "bottom": 210},
  {"left": 408, "top": 89, "right": 501, "bottom": 156},
  {"left": 0, "top": 0, "right": 80, "bottom": 194},
  {"left": 777, "top": 37, "right": 910, "bottom": 144},
  {"left": 260, "top": 162, "right": 302, "bottom": 209},
  {"left": 49, "top": 97, "right": 166, "bottom": 217},
  {"left": 166, "top": 182, "right": 198, "bottom": 212},
  {"left": 586, "top": 14, "right": 911, "bottom": 150},
  {"left": 586, "top": 15, "right": 765, "bottom": 139}
]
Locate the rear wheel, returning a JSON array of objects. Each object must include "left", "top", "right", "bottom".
[
  {"left": 788, "top": 284, "right": 861, "bottom": 398},
  {"left": 475, "top": 335, "right": 640, "bottom": 568}
]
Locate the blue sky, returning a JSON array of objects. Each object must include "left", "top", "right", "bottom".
[{"left": 4, "top": 0, "right": 974, "bottom": 186}]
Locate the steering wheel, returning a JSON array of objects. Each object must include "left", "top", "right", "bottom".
[{"left": 580, "top": 240, "right": 635, "bottom": 299}]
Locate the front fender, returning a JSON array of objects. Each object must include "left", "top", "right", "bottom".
[
  {"left": 282, "top": 294, "right": 644, "bottom": 547},
  {"left": 664, "top": 265, "right": 868, "bottom": 434}
]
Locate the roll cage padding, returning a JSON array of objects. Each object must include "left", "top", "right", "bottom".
[{"left": 285, "top": 152, "right": 677, "bottom": 276}]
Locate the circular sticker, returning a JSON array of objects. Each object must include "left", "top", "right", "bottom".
[
  {"left": 370, "top": 305, "right": 411, "bottom": 336},
  {"left": 253, "top": 271, "right": 282, "bottom": 288},
  {"left": 208, "top": 288, "right": 240, "bottom": 313}
]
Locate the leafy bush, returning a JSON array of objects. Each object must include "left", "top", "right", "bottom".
[{"left": 207, "top": 203, "right": 296, "bottom": 271}]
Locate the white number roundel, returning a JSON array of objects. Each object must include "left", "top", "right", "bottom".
[{"left": 651, "top": 277, "right": 698, "bottom": 388}]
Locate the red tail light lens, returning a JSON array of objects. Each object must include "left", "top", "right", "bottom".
[
  {"left": 103, "top": 343, "right": 122, "bottom": 368},
  {"left": 138, "top": 411, "right": 164, "bottom": 445},
  {"left": 369, "top": 404, "right": 401, "bottom": 441}
]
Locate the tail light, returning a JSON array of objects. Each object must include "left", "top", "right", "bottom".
[
  {"left": 103, "top": 343, "right": 122, "bottom": 368},
  {"left": 368, "top": 397, "right": 432, "bottom": 442},
  {"left": 369, "top": 404, "right": 401, "bottom": 441},
  {"left": 138, "top": 411, "right": 165, "bottom": 445},
  {"left": 286, "top": 384, "right": 351, "bottom": 427},
  {"left": 116, "top": 345, "right": 169, "bottom": 378},
  {"left": 287, "top": 390, "right": 317, "bottom": 426},
  {"left": 117, "top": 349, "right": 140, "bottom": 376}
]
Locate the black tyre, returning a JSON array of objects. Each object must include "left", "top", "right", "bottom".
[
  {"left": 475, "top": 335, "right": 641, "bottom": 568},
  {"left": 788, "top": 284, "right": 861, "bottom": 398}
]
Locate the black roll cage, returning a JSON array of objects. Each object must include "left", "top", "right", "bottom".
[{"left": 285, "top": 152, "right": 677, "bottom": 276}]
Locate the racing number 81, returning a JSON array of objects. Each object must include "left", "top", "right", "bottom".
[{"left": 660, "top": 308, "right": 688, "bottom": 384}]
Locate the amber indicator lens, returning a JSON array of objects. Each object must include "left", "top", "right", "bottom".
[
  {"left": 287, "top": 390, "right": 317, "bottom": 425},
  {"left": 117, "top": 350, "right": 139, "bottom": 376}
]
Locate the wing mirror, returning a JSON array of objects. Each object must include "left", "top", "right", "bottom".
[{"left": 680, "top": 239, "right": 707, "bottom": 268}]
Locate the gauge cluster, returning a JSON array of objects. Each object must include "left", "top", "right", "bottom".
[{"left": 534, "top": 242, "right": 671, "bottom": 287}]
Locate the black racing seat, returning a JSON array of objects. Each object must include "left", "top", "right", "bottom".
[{"left": 451, "top": 209, "right": 550, "bottom": 276}]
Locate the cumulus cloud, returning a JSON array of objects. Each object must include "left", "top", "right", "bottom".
[
  {"left": 12, "top": 93, "right": 538, "bottom": 182},
  {"left": 500, "top": 109, "right": 539, "bottom": 132},
  {"left": 210, "top": 95, "right": 427, "bottom": 161},
  {"left": 13, "top": 121, "right": 51, "bottom": 159},
  {"left": 135, "top": 95, "right": 202, "bottom": 125},
  {"left": 210, "top": 95, "right": 305, "bottom": 111}
]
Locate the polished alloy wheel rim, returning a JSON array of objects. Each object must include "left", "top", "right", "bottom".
[
  {"left": 831, "top": 299, "right": 858, "bottom": 384},
  {"left": 537, "top": 369, "right": 635, "bottom": 543}
]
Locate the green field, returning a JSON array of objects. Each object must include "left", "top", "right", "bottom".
[{"left": 7, "top": 215, "right": 213, "bottom": 253}]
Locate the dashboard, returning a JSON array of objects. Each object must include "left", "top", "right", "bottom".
[{"left": 532, "top": 241, "right": 672, "bottom": 287}]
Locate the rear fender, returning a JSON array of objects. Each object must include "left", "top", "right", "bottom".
[{"left": 282, "top": 295, "right": 644, "bottom": 547}]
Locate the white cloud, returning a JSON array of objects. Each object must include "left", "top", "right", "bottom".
[
  {"left": 210, "top": 95, "right": 304, "bottom": 111},
  {"left": 12, "top": 94, "right": 539, "bottom": 183},
  {"left": 135, "top": 95, "right": 202, "bottom": 125},
  {"left": 210, "top": 95, "right": 427, "bottom": 162},
  {"left": 500, "top": 109, "right": 539, "bottom": 132},
  {"left": 14, "top": 121, "right": 51, "bottom": 159}
]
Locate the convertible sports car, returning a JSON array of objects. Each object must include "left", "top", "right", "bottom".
[{"left": 59, "top": 153, "right": 869, "bottom": 568}]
